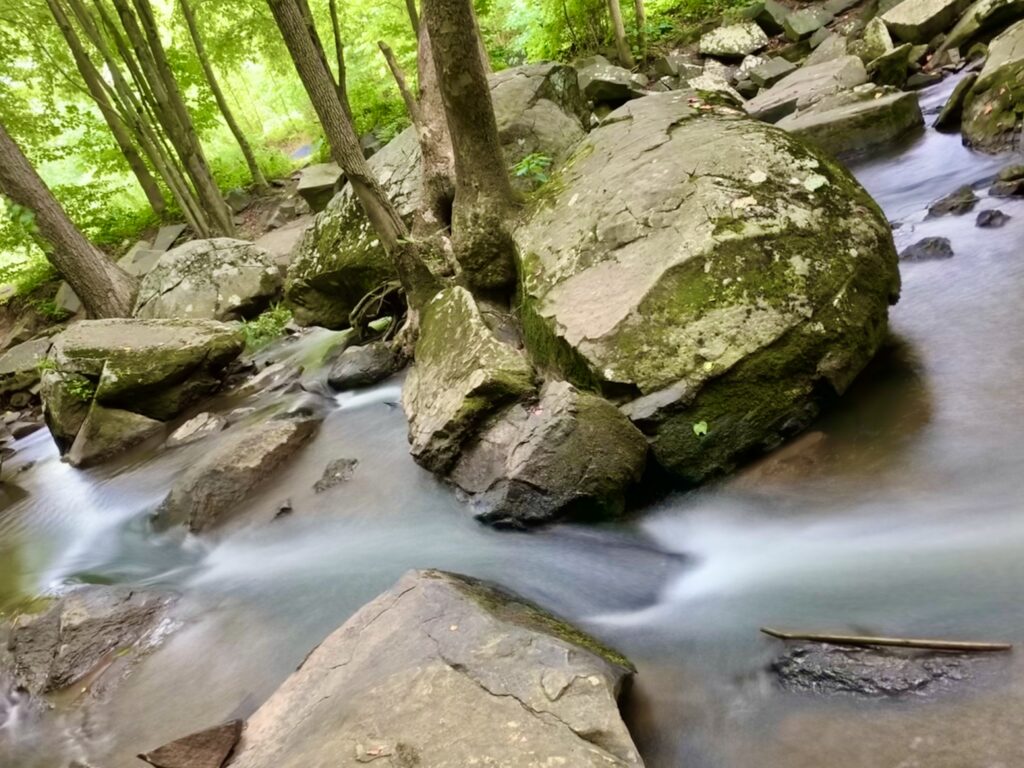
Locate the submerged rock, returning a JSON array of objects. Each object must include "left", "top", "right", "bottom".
[
  {"left": 166, "top": 412, "right": 228, "bottom": 448},
  {"left": 313, "top": 457, "right": 358, "bottom": 492},
  {"left": 989, "top": 163, "right": 1024, "bottom": 195},
  {"left": 138, "top": 720, "right": 243, "bottom": 768},
  {"left": 133, "top": 239, "right": 282, "bottom": 322},
  {"left": 451, "top": 381, "right": 648, "bottom": 528},
  {"left": 2, "top": 585, "right": 174, "bottom": 696},
  {"left": 771, "top": 642, "right": 998, "bottom": 696},
  {"left": 326, "top": 341, "right": 399, "bottom": 390},
  {"left": 515, "top": 91, "right": 899, "bottom": 483},
  {"left": 157, "top": 413, "right": 321, "bottom": 533},
  {"left": 285, "top": 64, "right": 588, "bottom": 328},
  {"left": 927, "top": 184, "right": 979, "bottom": 216},
  {"left": 228, "top": 570, "right": 643, "bottom": 768},
  {"left": 403, "top": 287, "right": 534, "bottom": 474},
  {"left": 962, "top": 20, "right": 1024, "bottom": 150},
  {"left": 900, "top": 236, "right": 955, "bottom": 260},
  {"left": 976, "top": 208, "right": 1011, "bottom": 227}
]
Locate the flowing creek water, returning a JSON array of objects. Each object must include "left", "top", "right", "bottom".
[{"left": 3, "top": 75, "right": 1024, "bottom": 767}]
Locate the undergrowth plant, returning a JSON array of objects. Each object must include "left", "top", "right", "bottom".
[{"left": 242, "top": 304, "right": 292, "bottom": 352}]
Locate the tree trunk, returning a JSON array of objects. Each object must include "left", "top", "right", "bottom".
[
  {"left": 45, "top": 0, "right": 166, "bottom": 217},
  {"left": 0, "top": 121, "right": 137, "bottom": 318},
  {"left": 413, "top": 23, "right": 454, "bottom": 244},
  {"left": 111, "top": 0, "right": 235, "bottom": 235},
  {"left": 179, "top": 0, "right": 269, "bottom": 191},
  {"left": 378, "top": 41, "right": 421, "bottom": 126},
  {"left": 607, "top": 0, "right": 634, "bottom": 67},
  {"left": 469, "top": 3, "right": 491, "bottom": 74},
  {"left": 327, "top": 0, "right": 353, "bottom": 121},
  {"left": 404, "top": 0, "right": 419, "bottom": 37},
  {"left": 633, "top": 0, "right": 646, "bottom": 61},
  {"left": 67, "top": 0, "right": 212, "bottom": 235},
  {"left": 422, "top": 0, "right": 517, "bottom": 293}
]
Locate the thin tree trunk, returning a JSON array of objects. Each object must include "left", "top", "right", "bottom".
[
  {"left": 179, "top": 0, "right": 269, "bottom": 190},
  {"left": 112, "top": 0, "right": 235, "bottom": 235},
  {"left": 422, "top": 0, "right": 518, "bottom": 293},
  {"left": 378, "top": 41, "right": 421, "bottom": 126},
  {"left": 413, "top": 23, "right": 454, "bottom": 242},
  {"left": 326, "top": 0, "right": 353, "bottom": 121},
  {"left": 0, "top": 121, "right": 137, "bottom": 318},
  {"left": 68, "top": 0, "right": 212, "bottom": 235},
  {"left": 46, "top": 0, "right": 166, "bottom": 216},
  {"left": 405, "top": 0, "right": 420, "bottom": 37},
  {"left": 633, "top": 0, "right": 646, "bottom": 61},
  {"left": 607, "top": 0, "right": 634, "bottom": 67},
  {"left": 267, "top": 0, "right": 438, "bottom": 309}
]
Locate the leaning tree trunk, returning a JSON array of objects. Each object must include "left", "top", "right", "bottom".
[
  {"left": 607, "top": 0, "right": 635, "bottom": 67},
  {"left": 379, "top": 41, "right": 421, "bottom": 126},
  {"left": 412, "top": 23, "right": 455, "bottom": 246},
  {"left": 404, "top": 0, "right": 420, "bottom": 36},
  {"left": 267, "top": 0, "right": 438, "bottom": 310},
  {"left": 179, "top": 0, "right": 269, "bottom": 191},
  {"left": 0, "top": 121, "right": 137, "bottom": 318},
  {"left": 422, "top": 0, "right": 518, "bottom": 294},
  {"left": 45, "top": 0, "right": 166, "bottom": 216},
  {"left": 327, "top": 0, "right": 353, "bottom": 121}
]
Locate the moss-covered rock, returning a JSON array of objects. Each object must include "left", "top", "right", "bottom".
[
  {"left": 962, "top": 19, "right": 1024, "bottom": 150},
  {"left": 40, "top": 319, "right": 244, "bottom": 463},
  {"left": 514, "top": 91, "right": 900, "bottom": 483},
  {"left": 402, "top": 287, "right": 534, "bottom": 474},
  {"left": 284, "top": 63, "right": 590, "bottom": 329},
  {"left": 65, "top": 403, "right": 164, "bottom": 468}
]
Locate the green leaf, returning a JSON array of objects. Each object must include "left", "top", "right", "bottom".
[{"left": 692, "top": 421, "right": 708, "bottom": 437}]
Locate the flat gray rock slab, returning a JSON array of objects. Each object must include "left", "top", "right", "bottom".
[
  {"left": 777, "top": 89, "right": 924, "bottom": 157},
  {"left": 153, "top": 224, "right": 188, "bottom": 253},
  {"left": 228, "top": 570, "right": 643, "bottom": 768},
  {"left": 296, "top": 163, "right": 344, "bottom": 212},
  {"left": 882, "top": 0, "right": 975, "bottom": 41},
  {"left": 745, "top": 55, "right": 870, "bottom": 122}
]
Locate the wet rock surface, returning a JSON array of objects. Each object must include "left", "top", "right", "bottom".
[
  {"left": 1, "top": 585, "right": 175, "bottom": 696},
  {"left": 326, "top": 341, "right": 399, "bottom": 390},
  {"left": 138, "top": 720, "right": 243, "bottom": 768},
  {"left": 976, "top": 208, "right": 1011, "bottom": 226},
  {"left": 928, "top": 184, "right": 979, "bottom": 216},
  {"left": 313, "top": 457, "right": 358, "bottom": 492},
  {"left": 771, "top": 642, "right": 1000, "bottom": 697},
  {"left": 227, "top": 570, "right": 643, "bottom": 768},
  {"left": 900, "top": 236, "right": 955, "bottom": 260}
]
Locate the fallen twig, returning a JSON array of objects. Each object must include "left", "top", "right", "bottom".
[{"left": 760, "top": 627, "right": 1012, "bottom": 653}]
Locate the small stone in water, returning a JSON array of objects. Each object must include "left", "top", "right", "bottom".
[
  {"left": 899, "top": 237, "right": 954, "bottom": 261},
  {"left": 927, "top": 185, "right": 978, "bottom": 217},
  {"left": 314, "top": 457, "right": 359, "bottom": 493},
  {"left": 976, "top": 209, "right": 1010, "bottom": 228}
]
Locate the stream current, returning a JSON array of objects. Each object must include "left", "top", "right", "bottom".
[{"left": 3, "top": 75, "right": 1024, "bottom": 767}]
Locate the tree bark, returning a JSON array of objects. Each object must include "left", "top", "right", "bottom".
[
  {"left": 413, "top": 23, "right": 454, "bottom": 244},
  {"left": 469, "top": 3, "right": 491, "bottom": 74},
  {"left": 0, "top": 121, "right": 137, "bottom": 318},
  {"left": 422, "top": 0, "right": 518, "bottom": 293},
  {"left": 179, "top": 0, "right": 269, "bottom": 191},
  {"left": 45, "top": 0, "right": 166, "bottom": 217},
  {"left": 633, "top": 0, "right": 646, "bottom": 61},
  {"left": 607, "top": 0, "right": 634, "bottom": 67}
]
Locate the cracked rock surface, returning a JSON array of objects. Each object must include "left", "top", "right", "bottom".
[{"left": 229, "top": 569, "right": 643, "bottom": 767}]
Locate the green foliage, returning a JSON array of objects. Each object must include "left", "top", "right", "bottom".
[
  {"left": 693, "top": 420, "right": 709, "bottom": 437},
  {"left": 66, "top": 377, "right": 96, "bottom": 403},
  {"left": 35, "top": 357, "right": 57, "bottom": 373},
  {"left": 242, "top": 304, "right": 293, "bottom": 352},
  {"left": 31, "top": 297, "right": 69, "bottom": 321},
  {"left": 513, "top": 153, "right": 553, "bottom": 185}
]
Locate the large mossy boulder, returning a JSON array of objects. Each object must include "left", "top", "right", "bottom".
[
  {"left": 515, "top": 92, "right": 900, "bottom": 483},
  {"left": 41, "top": 319, "right": 244, "bottom": 464},
  {"left": 133, "top": 238, "right": 282, "bottom": 322},
  {"left": 402, "top": 287, "right": 534, "bottom": 474},
  {"left": 228, "top": 570, "right": 643, "bottom": 768},
  {"left": 962, "top": 20, "right": 1024, "bottom": 150},
  {"left": 285, "top": 63, "right": 589, "bottom": 329}
]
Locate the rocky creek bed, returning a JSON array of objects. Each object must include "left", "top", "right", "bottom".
[{"left": 4, "top": 0, "right": 1024, "bottom": 764}]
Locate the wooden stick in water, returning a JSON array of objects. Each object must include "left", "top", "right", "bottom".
[{"left": 760, "top": 627, "right": 1013, "bottom": 653}]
